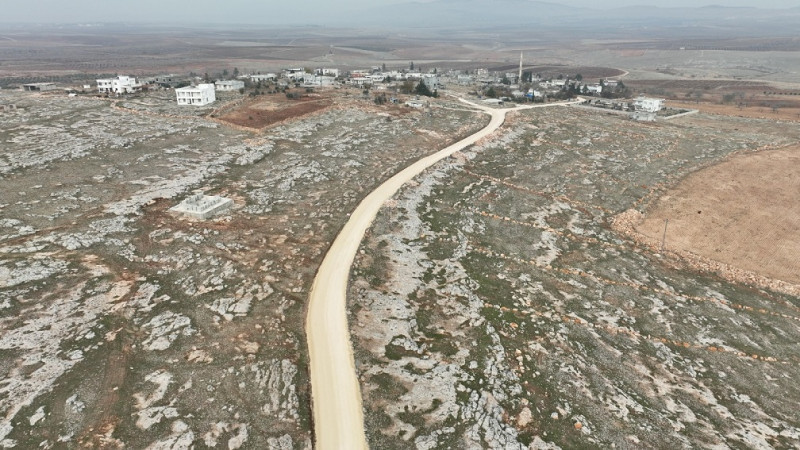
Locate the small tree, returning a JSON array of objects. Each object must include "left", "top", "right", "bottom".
[
  {"left": 575, "top": 73, "right": 583, "bottom": 81},
  {"left": 486, "top": 86, "right": 497, "bottom": 98},
  {"left": 410, "top": 61, "right": 414, "bottom": 70}
]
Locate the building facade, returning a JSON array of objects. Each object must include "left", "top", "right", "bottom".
[
  {"left": 176, "top": 84, "right": 216, "bottom": 106},
  {"left": 97, "top": 76, "right": 140, "bottom": 94},
  {"left": 633, "top": 96, "right": 665, "bottom": 113},
  {"left": 215, "top": 80, "right": 245, "bottom": 91}
]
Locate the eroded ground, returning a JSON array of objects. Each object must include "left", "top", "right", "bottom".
[
  {"left": 349, "top": 106, "right": 800, "bottom": 448},
  {"left": 0, "top": 88, "right": 487, "bottom": 448}
]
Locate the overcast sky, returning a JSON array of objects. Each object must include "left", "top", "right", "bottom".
[{"left": 0, "top": 0, "right": 795, "bottom": 23}]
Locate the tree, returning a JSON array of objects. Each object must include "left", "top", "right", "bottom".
[
  {"left": 410, "top": 61, "right": 414, "bottom": 70},
  {"left": 575, "top": 73, "right": 583, "bottom": 81},
  {"left": 233, "top": 67, "right": 239, "bottom": 77},
  {"left": 486, "top": 86, "right": 497, "bottom": 98},
  {"left": 415, "top": 81, "right": 436, "bottom": 97},
  {"left": 382, "top": 63, "right": 386, "bottom": 72},
  {"left": 501, "top": 75, "right": 510, "bottom": 85},
  {"left": 222, "top": 69, "right": 229, "bottom": 77}
]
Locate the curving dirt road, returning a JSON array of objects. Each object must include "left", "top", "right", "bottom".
[{"left": 306, "top": 97, "right": 582, "bottom": 449}]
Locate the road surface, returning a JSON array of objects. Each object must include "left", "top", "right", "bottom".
[{"left": 305, "top": 97, "right": 581, "bottom": 449}]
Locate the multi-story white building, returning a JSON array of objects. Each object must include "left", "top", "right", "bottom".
[
  {"left": 317, "top": 68, "right": 340, "bottom": 77},
  {"left": 97, "top": 76, "right": 141, "bottom": 94},
  {"left": 633, "top": 96, "right": 665, "bottom": 113},
  {"left": 422, "top": 74, "right": 441, "bottom": 92},
  {"left": 215, "top": 80, "right": 245, "bottom": 91},
  {"left": 175, "top": 84, "right": 216, "bottom": 106}
]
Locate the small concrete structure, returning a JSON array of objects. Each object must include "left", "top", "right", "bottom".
[
  {"left": 22, "top": 83, "right": 58, "bottom": 92},
  {"left": 215, "top": 79, "right": 245, "bottom": 91},
  {"left": 170, "top": 194, "right": 232, "bottom": 219},
  {"left": 176, "top": 83, "right": 216, "bottom": 106},
  {"left": 633, "top": 96, "right": 664, "bottom": 113}
]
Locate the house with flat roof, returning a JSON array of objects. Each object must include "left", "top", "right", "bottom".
[
  {"left": 633, "top": 96, "right": 664, "bottom": 113},
  {"left": 97, "top": 76, "right": 140, "bottom": 94},
  {"left": 176, "top": 84, "right": 216, "bottom": 106},
  {"left": 22, "top": 83, "right": 58, "bottom": 92},
  {"left": 215, "top": 80, "right": 245, "bottom": 91}
]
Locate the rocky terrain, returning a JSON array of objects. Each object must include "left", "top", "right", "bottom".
[
  {"left": 0, "top": 87, "right": 486, "bottom": 448},
  {"left": 349, "top": 106, "right": 800, "bottom": 448}
]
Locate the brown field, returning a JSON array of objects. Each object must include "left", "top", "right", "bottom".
[
  {"left": 635, "top": 146, "right": 800, "bottom": 285},
  {"left": 218, "top": 94, "right": 332, "bottom": 129},
  {"left": 669, "top": 100, "right": 800, "bottom": 122}
]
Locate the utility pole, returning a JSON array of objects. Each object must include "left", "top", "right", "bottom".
[{"left": 660, "top": 219, "right": 669, "bottom": 252}]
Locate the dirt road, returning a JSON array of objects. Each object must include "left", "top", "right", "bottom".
[{"left": 305, "top": 98, "right": 581, "bottom": 449}]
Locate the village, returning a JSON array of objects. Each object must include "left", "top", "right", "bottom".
[{"left": 8, "top": 55, "right": 676, "bottom": 122}]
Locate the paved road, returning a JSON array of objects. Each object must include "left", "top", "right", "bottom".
[{"left": 305, "top": 97, "right": 581, "bottom": 449}]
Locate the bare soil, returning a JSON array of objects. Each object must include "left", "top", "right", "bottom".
[
  {"left": 669, "top": 100, "right": 800, "bottom": 122},
  {"left": 635, "top": 146, "right": 800, "bottom": 285},
  {"left": 218, "top": 94, "right": 332, "bottom": 129}
]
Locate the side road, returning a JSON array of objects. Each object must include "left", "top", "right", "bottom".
[{"left": 305, "top": 97, "right": 582, "bottom": 449}]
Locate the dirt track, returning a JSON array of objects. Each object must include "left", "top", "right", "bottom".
[
  {"left": 305, "top": 98, "right": 581, "bottom": 449},
  {"left": 635, "top": 145, "right": 800, "bottom": 285}
]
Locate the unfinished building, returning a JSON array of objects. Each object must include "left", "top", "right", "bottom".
[
  {"left": 22, "top": 83, "right": 57, "bottom": 92},
  {"left": 170, "top": 194, "right": 232, "bottom": 219}
]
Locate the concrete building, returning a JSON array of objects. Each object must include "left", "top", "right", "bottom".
[
  {"left": 249, "top": 74, "right": 276, "bottom": 82},
  {"left": 96, "top": 76, "right": 140, "bottom": 94},
  {"left": 170, "top": 193, "right": 232, "bottom": 219},
  {"left": 215, "top": 80, "right": 245, "bottom": 91},
  {"left": 422, "top": 74, "right": 441, "bottom": 92},
  {"left": 303, "top": 75, "right": 336, "bottom": 87},
  {"left": 633, "top": 96, "right": 665, "bottom": 113},
  {"left": 317, "top": 68, "right": 340, "bottom": 77},
  {"left": 284, "top": 68, "right": 306, "bottom": 80},
  {"left": 176, "top": 84, "right": 216, "bottom": 106},
  {"left": 586, "top": 84, "right": 603, "bottom": 95},
  {"left": 22, "top": 83, "right": 58, "bottom": 92}
]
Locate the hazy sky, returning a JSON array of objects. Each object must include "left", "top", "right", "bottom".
[{"left": 0, "top": 0, "right": 795, "bottom": 23}]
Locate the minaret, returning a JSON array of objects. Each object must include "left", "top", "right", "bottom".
[{"left": 518, "top": 52, "right": 523, "bottom": 83}]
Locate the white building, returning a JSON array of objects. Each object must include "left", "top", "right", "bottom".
[
  {"left": 176, "top": 84, "right": 216, "bottom": 106},
  {"left": 170, "top": 193, "right": 232, "bottom": 219},
  {"left": 215, "top": 80, "right": 245, "bottom": 91},
  {"left": 249, "top": 74, "right": 276, "bottom": 82},
  {"left": 97, "top": 76, "right": 140, "bottom": 94},
  {"left": 586, "top": 84, "right": 603, "bottom": 95},
  {"left": 317, "top": 68, "right": 340, "bottom": 77},
  {"left": 284, "top": 68, "right": 306, "bottom": 80},
  {"left": 633, "top": 96, "right": 665, "bottom": 113},
  {"left": 303, "top": 75, "right": 336, "bottom": 86},
  {"left": 422, "top": 74, "right": 440, "bottom": 92}
]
